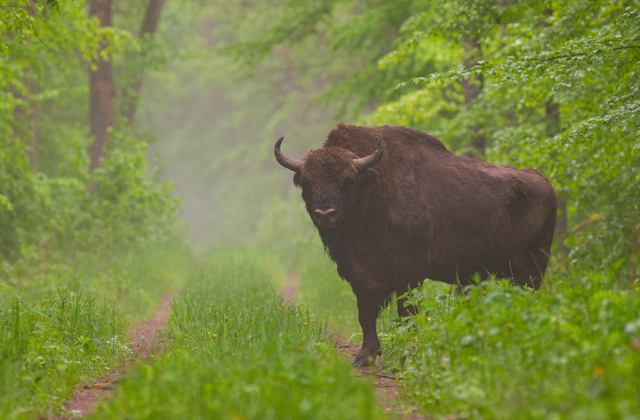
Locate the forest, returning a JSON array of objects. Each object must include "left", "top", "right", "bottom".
[{"left": 1, "top": 0, "right": 639, "bottom": 419}]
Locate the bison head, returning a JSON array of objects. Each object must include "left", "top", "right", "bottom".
[{"left": 274, "top": 137, "right": 383, "bottom": 230}]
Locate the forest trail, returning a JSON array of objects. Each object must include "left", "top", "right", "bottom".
[
  {"left": 51, "top": 293, "right": 177, "bottom": 419},
  {"left": 280, "top": 273, "right": 425, "bottom": 419},
  {"left": 332, "top": 335, "right": 430, "bottom": 420},
  {"left": 281, "top": 271, "right": 300, "bottom": 303}
]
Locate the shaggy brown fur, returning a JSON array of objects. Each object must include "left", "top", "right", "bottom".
[{"left": 277, "top": 124, "right": 557, "bottom": 366}]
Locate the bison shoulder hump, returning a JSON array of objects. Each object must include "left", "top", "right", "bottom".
[
  {"left": 507, "top": 174, "right": 527, "bottom": 202},
  {"left": 325, "top": 124, "right": 449, "bottom": 154}
]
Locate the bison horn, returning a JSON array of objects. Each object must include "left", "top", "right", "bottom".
[
  {"left": 274, "top": 137, "right": 303, "bottom": 172},
  {"left": 353, "top": 136, "right": 384, "bottom": 172}
]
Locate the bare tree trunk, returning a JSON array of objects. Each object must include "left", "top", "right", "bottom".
[
  {"left": 124, "top": 0, "right": 166, "bottom": 125},
  {"left": 545, "top": 99, "right": 569, "bottom": 255},
  {"left": 89, "top": 0, "right": 114, "bottom": 171},
  {"left": 461, "top": 35, "right": 485, "bottom": 159},
  {"left": 545, "top": 100, "right": 560, "bottom": 138}
]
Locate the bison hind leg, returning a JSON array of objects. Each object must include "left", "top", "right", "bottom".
[{"left": 510, "top": 246, "right": 551, "bottom": 290}]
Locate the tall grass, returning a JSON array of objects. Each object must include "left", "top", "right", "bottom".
[
  {"left": 0, "top": 244, "right": 192, "bottom": 419},
  {"left": 91, "top": 250, "right": 385, "bottom": 420},
  {"left": 0, "top": 284, "right": 129, "bottom": 419}
]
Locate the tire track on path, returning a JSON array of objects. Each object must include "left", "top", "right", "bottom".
[
  {"left": 279, "top": 272, "right": 429, "bottom": 420},
  {"left": 50, "top": 293, "right": 177, "bottom": 419}
]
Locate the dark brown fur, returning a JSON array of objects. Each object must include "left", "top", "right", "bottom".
[{"left": 287, "top": 124, "right": 557, "bottom": 366}]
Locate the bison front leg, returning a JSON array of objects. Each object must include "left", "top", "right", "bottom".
[{"left": 352, "top": 291, "right": 384, "bottom": 367}]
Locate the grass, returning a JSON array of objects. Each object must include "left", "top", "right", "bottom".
[
  {"left": 0, "top": 284, "right": 130, "bottom": 420},
  {"left": 384, "top": 270, "right": 640, "bottom": 419},
  {"left": 0, "top": 243, "right": 191, "bottom": 419},
  {"left": 89, "top": 249, "right": 385, "bottom": 420}
]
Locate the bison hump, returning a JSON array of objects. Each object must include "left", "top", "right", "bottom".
[{"left": 325, "top": 124, "right": 449, "bottom": 155}]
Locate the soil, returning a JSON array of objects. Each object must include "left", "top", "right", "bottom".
[
  {"left": 281, "top": 272, "right": 300, "bottom": 303},
  {"left": 330, "top": 333, "right": 431, "bottom": 420},
  {"left": 280, "top": 272, "right": 430, "bottom": 420},
  {"left": 50, "top": 293, "right": 176, "bottom": 419}
]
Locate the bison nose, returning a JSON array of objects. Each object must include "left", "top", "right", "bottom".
[{"left": 313, "top": 208, "right": 339, "bottom": 227}]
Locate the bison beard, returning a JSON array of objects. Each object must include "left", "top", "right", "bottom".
[{"left": 275, "top": 124, "right": 557, "bottom": 366}]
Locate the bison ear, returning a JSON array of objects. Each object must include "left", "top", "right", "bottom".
[
  {"left": 356, "top": 168, "right": 378, "bottom": 188},
  {"left": 293, "top": 172, "right": 301, "bottom": 187}
]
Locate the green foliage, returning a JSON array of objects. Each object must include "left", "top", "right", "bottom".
[
  {"left": 0, "top": 1, "right": 183, "bottom": 272},
  {"left": 0, "top": 245, "right": 193, "bottom": 419},
  {"left": 91, "top": 250, "right": 384, "bottom": 420},
  {"left": 0, "top": 244, "right": 192, "bottom": 419},
  {"left": 0, "top": 135, "right": 182, "bottom": 268},
  {"left": 385, "top": 272, "right": 640, "bottom": 419},
  {"left": 2, "top": 0, "right": 639, "bottom": 417},
  {"left": 0, "top": 284, "right": 129, "bottom": 420}
]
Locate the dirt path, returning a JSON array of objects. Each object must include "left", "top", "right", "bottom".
[
  {"left": 281, "top": 272, "right": 300, "bottom": 303},
  {"left": 280, "top": 273, "right": 427, "bottom": 419},
  {"left": 331, "top": 334, "right": 431, "bottom": 420},
  {"left": 51, "top": 293, "right": 177, "bottom": 419}
]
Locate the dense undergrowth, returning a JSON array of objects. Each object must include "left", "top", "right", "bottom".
[
  {"left": 384, "top": 272, "right": 640, "bottom": 420},
  {"left": 0, "top": 139, "right": 188, "bottom": 418},
  {"left": 90, "top": 250, "right": 384, "bottom": 420}
]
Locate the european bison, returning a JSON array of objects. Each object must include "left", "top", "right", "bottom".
[{"left": 275, "top": 124, "right": 556, "bottom": 366}]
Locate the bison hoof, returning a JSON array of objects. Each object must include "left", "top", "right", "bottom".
[
  {"left": 352, "top": 349, "right": 381, "bottom": 367},
  {"left": 352, "top": 354, "right": 376, "bottom": 367}
]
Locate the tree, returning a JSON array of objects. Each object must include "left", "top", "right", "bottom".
[
  {"left": 123, "top": 0, "right": 166, "bottom": 125},
  {"left": 89, "top": 0, "right": 115, "bottom": 171}
]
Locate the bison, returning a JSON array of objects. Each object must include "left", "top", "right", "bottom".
[{"left": 274, "top": 124, "right": 556, "bottom": 366}]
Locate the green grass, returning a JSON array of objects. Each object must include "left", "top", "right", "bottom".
[
  {"left": 0, "top": 284, "right": 130, "bottom": 420},
  {"left": 0, "top": 244, "right": 191, "bottom": 419},
  {"left": 90, "top": 249, "right": 385, "bottom": 420},
  {"left": 384, "top": 271, "right": 640, "bottom": 419},
  {"left": 296, "top": 248, "right": 361, "bottom": 337}
]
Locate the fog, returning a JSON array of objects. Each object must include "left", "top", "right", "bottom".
[{"left": 136, "top": 3, "right": 361, "bottom": 245}]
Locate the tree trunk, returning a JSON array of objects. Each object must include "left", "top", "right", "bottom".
[
  {"left": 124, "top": 0, "right": 166, "bottom": 125},
  {"left": 545, "top": 100, "right": 560, "bottom": 138},
  {"left": 89, "top": 0, "right": 114, "bottom": 171},
  {"left": 27, "top": 76, "right": 38, "bottom": 172},
  {"left": 545, "top": 99, "right": 569, "bottom": 255},
  {"left": 461, "top": 34, "right": 485, "bottom": 159}
]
